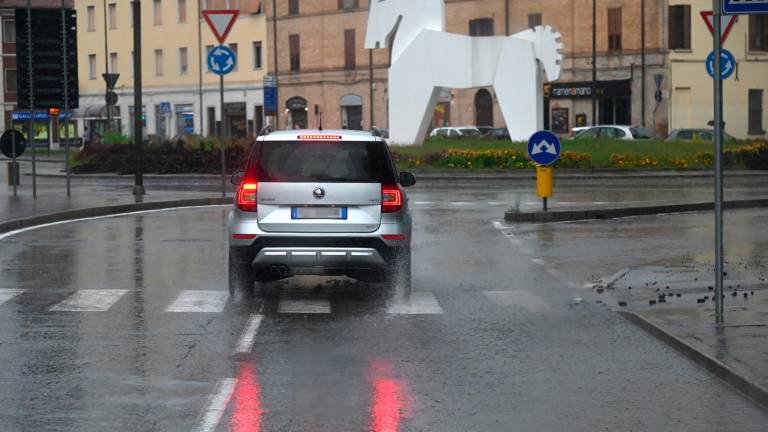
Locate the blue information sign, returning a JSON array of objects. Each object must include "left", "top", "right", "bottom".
[
  {"left": 723, "top": 0, "right": 768, "bottom": 14},
  {"left": 207, "top": 45, "right": 237, "bottom": 76},
  {"left": 160, "top": 102, "right": 172, "bottom": 114},
  {"left": 527, "top": 130, "right": 561, "bottom": 166},
  {"left": 706, "top": 49, "right": 736, "bottom": 80},
  {"left": 264, "top": 87, "right": 277, "bottom": 115}
]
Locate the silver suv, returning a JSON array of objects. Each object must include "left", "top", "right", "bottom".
[{"left": 227, "top": 129, "right": 415, "bottom": 297}]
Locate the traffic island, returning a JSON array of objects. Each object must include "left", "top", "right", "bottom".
[{"left": 505, "top": 198, "right": 768, "bottom": 223}]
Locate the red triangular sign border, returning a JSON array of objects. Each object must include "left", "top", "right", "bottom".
[
  {"left": 700, "top": 11, "right": 738, "bottom": 45},
  {"left": 202, "top": 10, "right": 240, "bottom": 44}
]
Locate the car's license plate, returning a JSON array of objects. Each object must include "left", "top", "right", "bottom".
[{"left": 291, "top": 206, "right": 347, "bottom": 220}]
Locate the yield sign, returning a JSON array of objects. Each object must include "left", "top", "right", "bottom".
[
  {"left": 701, "top": 11, "right": 738, "bottom": 45},
  {"left": 202, "top": 10, "right": 239, "bottom": 44}
]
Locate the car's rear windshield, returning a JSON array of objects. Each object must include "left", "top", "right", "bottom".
[
  {"left": 630, "top": 127, "right": 653, "bottom": 139},
  {"left": 247, "top": 140, "right": 396, "bottom": 183}
]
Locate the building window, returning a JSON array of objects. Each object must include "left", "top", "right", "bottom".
[
  {"left": 87, "top": 6, "right": 96, "bottom": 32},
  {"left": 344, "top": 29, "right": 356, "bottom": 70},
  {"left": 338, "top": 0, "right": 359, "bottom": 9},
  {"left": 253, "top": 41, "right": 263, "bottom": 69},
  {"left": 288, "top": 0, "right": 300, "bottom": 16},
  {"left": 2, "top": 19, "right": 15, "bottom": 43},
  {"left": 178, "top": 0, "right": 187, "bottom": 23},
  {"left": 88, "top": 54, "right": 97, "bottom": 80},
  {"left": 668, "top": 5, "right": 691, "bottom": 50},
  {"left": 229, "top": 43, "right": 238, "bottom": 71},
  {"left": 749, "top": 89, "right": 764, "bottom": 134},
  {"left": 4, "top": 69, "right": 17, "bottom": 93},
  {"left": 179, "top": 47, "right": 188, "bottom": 74},
  {"left": 749, "top": 15, "right": 768, "bottom": 52},
  {"left": 155, "top": 49, "right": 164, "bottom": 76},
  {"left": 469, "top": 18, "right": 494, "bottom": 36},
  {"left": 108, "top": 3, "right": 117, "bottom": 29},
  {"left": 528, "top": 13, "right": 542, "bottom": 29},
  {"left": 153, "top": 0, "right": 162, "bottom": 26},
  {"left": 109, "top": 52, "right": 118, "bottom": 73},
  {"left": 289, "top": 34, "right": 301, "bottom": 71},
  {"left": 607, "top": 8, "right": 622, "bottom": 51}
]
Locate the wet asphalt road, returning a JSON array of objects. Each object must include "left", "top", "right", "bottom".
[{"left": 1, "top": 180, "right": 768, "bottom": 431}]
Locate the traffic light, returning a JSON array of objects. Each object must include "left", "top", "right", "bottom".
[{"left": 15, "top": 8, "right": 79, "bottom": 110}]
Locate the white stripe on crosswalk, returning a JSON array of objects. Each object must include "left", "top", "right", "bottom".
[
  {"left": 386, "top": 292, "right": 444, "bottom": 315},
  {"left": 190, "top": 378, "right": 237, "bottom": 432},
  {"left": 166, "top": 290, "right": 229, "bottom": 313},
  {"left": 483, "top": 291, "right": 551, "bottom": 312},
  {"left": 50, "top": 289, "right": 130, "bottom": 312},
  {"left": 233, "top": 314, "right": 264, "bottom": 354},
  {"left": 0, "top": 289, "right": 24, "bottom": 306},
  {"left": 278, "top": 299, "right": 331, "bottom": 314}
]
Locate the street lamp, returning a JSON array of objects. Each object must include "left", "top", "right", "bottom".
[{"left": 132, "top": 0, "right": 144, "bottom": 196}]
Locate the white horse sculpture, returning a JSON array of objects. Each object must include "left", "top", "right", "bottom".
[{"left": 365, "top": 0, "right": 564, "bottom": 144}]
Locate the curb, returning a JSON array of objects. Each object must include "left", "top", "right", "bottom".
[
  {"left": 0, "top": 197, "right": 231, "bottom": 235},
  {"left": 505, "top": 198, "right": 768, "bottom": 223},
  {"left": 618, "top": 310, "right": 768, "bottom": 410}
]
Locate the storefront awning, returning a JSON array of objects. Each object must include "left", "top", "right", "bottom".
[{"left": 75, "top": 104, "right": 120, "bottom": 119}]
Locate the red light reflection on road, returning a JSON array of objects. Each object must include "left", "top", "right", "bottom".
[
  {"left": 369, "top": 360, "right": 412, "bottom": 432},
  {"left": 231, "top": 362, "right": 262, "bottom": 432}
]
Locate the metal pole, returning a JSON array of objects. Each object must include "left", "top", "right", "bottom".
[
  {"left": 11, "top": 132, "right": 17, "bottom": 197},
  {"left": 504, "top": 0, "right": 510, "bottom": 36},
  {"left": 26, "top": 0, "right": 36, "bottom": 198},
  {"left": 713, "top": 0, "right": 724, "bottom": 323},
  {"left": 132, "top": 0, "right": 145, "bottom": 196},
  {"left": 104, "top": 0, "right": 111, "bottom": 132},
  {"left": 272, "top": 0, "right": 279, "bottom": 129},
  {"left": 641, "top": 0, "right": 646, "bottom": 127},
  {"left": 197, "top": 0, "right": 204, "bottom": 135},
  {"left": 591, "top": 0, "right": 597, "bottom": 126},
  {"left": 62, "top": 2, "right": 71, "bottom": 197},
  {"left": 369, "top": 49, "right": 374, "bottom": 129},
  {"left": 220, "top": 74, "right": 226, "bottom": 196}
]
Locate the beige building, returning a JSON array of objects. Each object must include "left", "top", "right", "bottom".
[
  {"left": 668, "top": 1, "right": 767, "bottom": 139},
  {"left": 76, "top": 0, "right": 268, "bottom": 140},
  {"left": 267, "top": 0, "right": 670, "bottom": 137}
]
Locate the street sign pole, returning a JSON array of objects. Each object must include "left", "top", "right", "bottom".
[
  {"left": 132, "top": 0, "right": 145, "bottom": 197},
  {"left": 62, "top": 0, "right": 71, "bottom": 197},
  {"left": 713, "top": 0, "right": 724, "bottom": 324},
  {"left": 220, "top": 74, "right": 226, "bottom": 197},
  {"left": 11, "top": 132, "right": 17, "bottom": 197},
  {"left": 26, "top": 0, "right": 36, "bottom": 198}
]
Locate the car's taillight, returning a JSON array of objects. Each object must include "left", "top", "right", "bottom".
[
  {"left": 236, "top": 182, "right": 258, "bottom": 212},
  {"left": 381, "top": 184, "right": 403, "bottom": 213}
]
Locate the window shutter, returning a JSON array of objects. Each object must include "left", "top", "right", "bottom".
[{"left": 683, "top": 5, "right": 691, "bottom": 49}]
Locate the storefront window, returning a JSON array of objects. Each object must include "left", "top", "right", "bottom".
[{"left": 175, "top": 104, "right": 195, "bottom": 136}]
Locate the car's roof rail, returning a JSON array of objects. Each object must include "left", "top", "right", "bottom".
[
  {"left": 371, "top": 127, "right": 383, "bottom": 137},
  {"left": 258, "top": 125, "right": 274, "bottom": 137}
]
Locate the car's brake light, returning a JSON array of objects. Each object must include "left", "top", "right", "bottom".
[
  {"left": 381, "top": 184, "right": 403, "bottom": 213},
  {"left": 382, "top": 234, "right": 406, "bottom": 241},
  {"left": 297, "top": 134, "right": 343, "bottom": 141},
  {"left": 236, "top": 182, "right": 258, "bottom": 212}
]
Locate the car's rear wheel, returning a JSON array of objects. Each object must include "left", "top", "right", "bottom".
[
  {"left": 229, "top": 247, "right": 255, "bottom": 297},
  {"left": 387, "top": 249, "right": 412, "bottom": 298}
]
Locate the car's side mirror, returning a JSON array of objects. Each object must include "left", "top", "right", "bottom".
[
  {"left": 399, "top": 171, "right": 416, "bottom": 187},
  {"left": 230, "top": 171, "right": 245, "bottom": 186}
]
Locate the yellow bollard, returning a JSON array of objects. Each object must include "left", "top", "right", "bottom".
[{"left": 536, "top": 165, "right": 553, "bottom": 211}]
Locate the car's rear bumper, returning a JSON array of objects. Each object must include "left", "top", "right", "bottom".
[{"left": 254, "top": 247, "right": 386, "bottom": 268}]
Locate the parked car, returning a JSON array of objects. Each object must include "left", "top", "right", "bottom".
[
  {"left": 484, "top": 127, "right": 510, "bottom": 140},
  {"left": 569, "top": 126, "right": 590, "bottom": 138},
  {"left": 228, "top": 129, "right": 415, "bottom": 297},
  {"left": 667, "top": 129, "right": 735, "bottom": 142},
  {"left": 429, "top": 126, "right": 482, "bottom": 139},
  {"left": 476, "top": 126, "right": 494, "bottom": 136},
  {"left": 573, "top": 125, "right": 654, "bottom": 140}
]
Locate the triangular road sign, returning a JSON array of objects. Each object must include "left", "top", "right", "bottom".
[
  {"left": 202, "top": 10, "right": 239, "bottom": 44},
  {"left": 102, "top": 73, "right": 120, "bottom": 90},
  {"left": 701, "top": 11, "right": 738, "bottom": 45}
]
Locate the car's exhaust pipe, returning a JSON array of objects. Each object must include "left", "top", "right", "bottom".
[
  {"left": 269, "top": 264, "right": 290, "bottom": 275},
  {"left": 278, "top": 265, "right": 289, "bottom": 275}
]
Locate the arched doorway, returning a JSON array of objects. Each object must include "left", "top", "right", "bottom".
[
  {"left": 286, "top": 97, "right": 308, "bottom": 129},
  {"left": 340, "top": 94, "right": 363, "bottom": 130},
  {"left": 474, "top": 89, "right": 494, "bottom": 127}
]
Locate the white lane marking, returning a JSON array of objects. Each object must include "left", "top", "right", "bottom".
[
  {"left": 387, "top": 292, "right": 444, "bottom": 315},
  {"left": 531, "top": 258, "right": 546, "bottom": 266},
  {"left": 487, "top": 201, "right": 507, "bottom": 206},
  {"left": 278, "top": 299, "right": 331, "bottom": 314},
  {"left": 450, "top": 201, "right": 472, "bottom": 206},
  {"left": 50, "top": 289, "right": 129, "bottom": 312},
  {"left": 546, "top": 268, "right": 563, "bottom": 278},
  {"left": 0, "top": 289, "right": 24, "bottom": 306},
  {"left": 0, "top": 205, "right": 228, "bottom": 242},
  {"left": 191, "top": 378, "right": 237, "bottom": 432},
  {"left": 413, "top": 201, "right": 436, "bottom": 205},
  {"left": 233, "top": 314, "right": 264, "bottom": 355},
  {"left": 492, "top": 221, "right": 514, "bottom": 230},
  {"left": 483, "top": 291, "right": 551, "bottom": 312},
  {"left": 166, "top": 290, "right": 229, "bottom": 313}
]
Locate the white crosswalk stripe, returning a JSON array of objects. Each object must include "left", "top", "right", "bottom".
[
  {"left": 166, "top": 290, "right": 229, "bottom": 313},
  {"left": 50, "top": 289, "right": 129, "bottom": 312},
  {"left": 278, "top": 299, "right": 331, "bottom": 314},
  {"left": 0, "top": 289, "right": 24, "bottom": 306},
  {"left": 386, "top": 292, "right": 444, "bottom": 315}
]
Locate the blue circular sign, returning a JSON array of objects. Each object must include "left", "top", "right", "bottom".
[
  {"left": 207, "top": 45, "right": 237, "bottom": 76},
  {"left": 706, "top": 49, "right": 736, "bottom": 80},
  {"left": 527, "top": 130, "right": 561, "bottom": 166}
]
